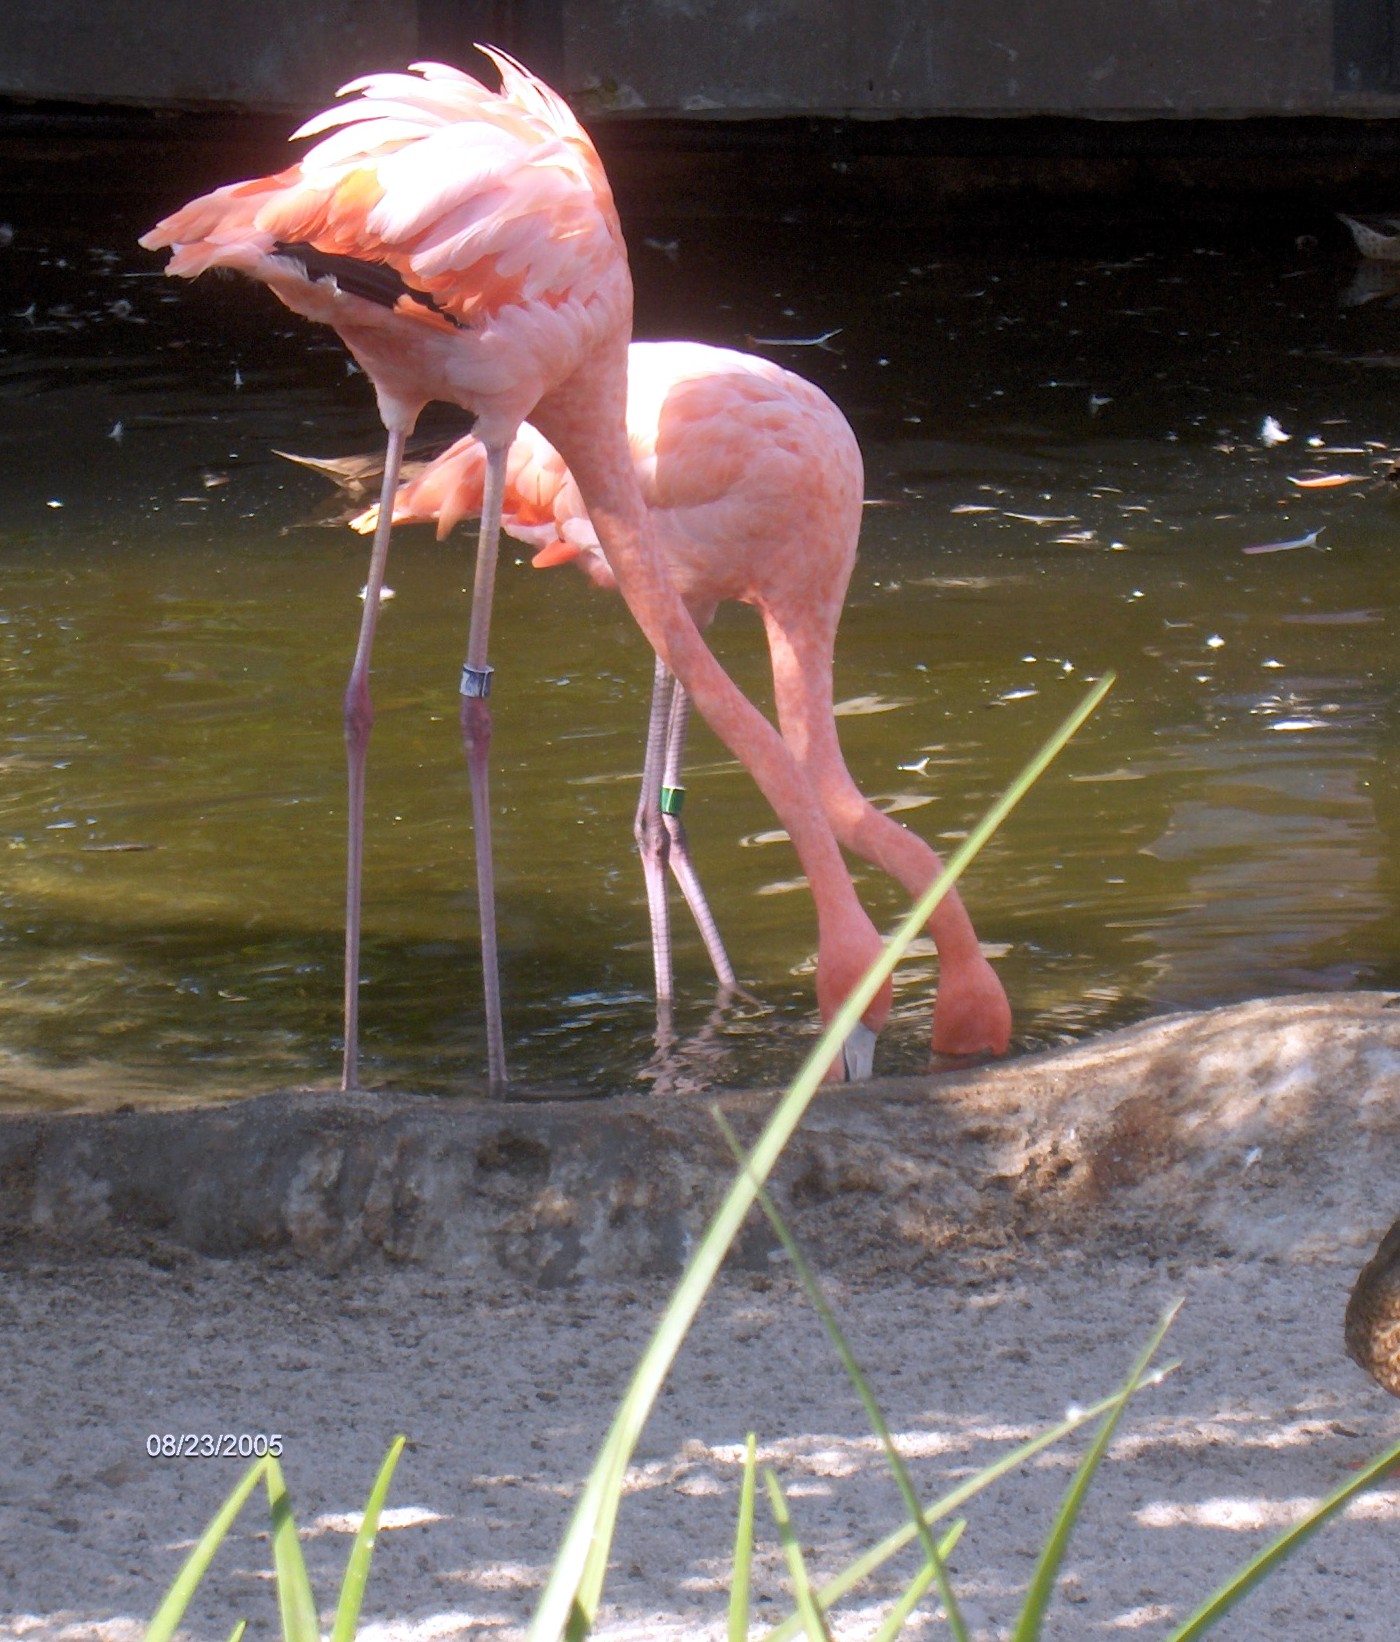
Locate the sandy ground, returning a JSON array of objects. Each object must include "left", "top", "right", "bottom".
[
  {"left": 5, "top": 994, "right": 1400, "bottom": 1641},
  {"left": 3, "top": 1239, "right": 1399, "bottom": 1640}
]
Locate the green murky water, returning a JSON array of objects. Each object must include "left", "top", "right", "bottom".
[{"left": 0, "top": 163, "right": 1396, "bottom": 1105}]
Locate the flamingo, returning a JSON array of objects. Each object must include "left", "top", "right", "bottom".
[
  {"left": 351, "top": 339, "right": 1012, "bottom": 1060},
  {"left": 139, "top": 49, "right": 893, "bottom": 1089}
]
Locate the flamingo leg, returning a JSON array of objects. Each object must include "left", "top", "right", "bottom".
[
  {"left": 342, "top": 423, "right": 409, "bottom": 1093},
  {"left": 761, "top": 611, "right": 1012, "bottom": 1063},
  {"left": 635, "top": 656, "right": 870, "bottom": 1080},
  {"left": 658, "top": 682, "right": 736, "bottom": 990},
  {"left": 634, "top": 653, "right": 677, "bottom": 1011},
  {"left": 460, "top": 440, "right": 511, "bottom": 1091},
  {"left": 662, "top": 671, "right": 876, "bottom": 1080}
]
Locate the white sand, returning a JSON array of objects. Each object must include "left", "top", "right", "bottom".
[{"left": 2, "top": 1242, "right": 1397, "bottom": 1641}]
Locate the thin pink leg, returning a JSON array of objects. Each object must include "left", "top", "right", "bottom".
[
  {"left": 761, "top": 610, "right": 1012, "bottom": 1062},
  {"left": 659, "top": 682, "right": 736, "bottom": 990},
  {"left": 460, "top": 441, "right": 510, "bottom": 1090},
  {"left": 342, "top": 424, "right": 409, "bottom": 1092}
]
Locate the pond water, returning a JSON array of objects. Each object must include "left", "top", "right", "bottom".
[{"left": 0, "top": 144, "right": 1396, "bottom": 1106}]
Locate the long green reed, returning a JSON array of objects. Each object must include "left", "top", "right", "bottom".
[
  {"left": 1163, "top": 1432, "right": 1400, "bottom": 1640},
  {"left": 729, "top": 1434, "right": 759, "bottom": 1642},
  {"left": 758, "top": 1373, "right": 1173, "bottom": 1642},
  {"left": 766, "top": 1468, "right": 834, "bottom": 1642},
  {"left": 528, "top": 676, "right": 1116, "bottom": 1642},
  {"left": 1008, "top": 1304, "right": 1180, "bottom": 1642},
  {"left": 716, "top": 1109, "right": 970, "bottom": 1642},
  {"left": 143, "top": 1435, "right": 405, "bottom": 1642}
]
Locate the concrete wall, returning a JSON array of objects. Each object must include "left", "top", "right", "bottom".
[
  {"left": 0, "top": 0, "right": 416, "bottom": 111},
  {"left": 569, "top": 0, "right": 1349, "bottom": 118},
  {"left": 4, "top": 0, "right": 1400, "bottom": 118}
]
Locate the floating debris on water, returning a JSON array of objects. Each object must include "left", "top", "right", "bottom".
[
  {"left": 1242, "top": 528, "right": 1321, "bottom": 554},
  {"left": 746, "top": 326, "right": 842, "bottom": 350},
  {"left": 832, "top": 694, "right": 909, "bottom": 717},
  {"left": 1279, "top": 608, "right": 1382, "bottom": 625}
]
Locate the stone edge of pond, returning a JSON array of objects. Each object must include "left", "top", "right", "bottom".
[{"left": 2, "top": 992, "right": 1398, "bottom": 1285}]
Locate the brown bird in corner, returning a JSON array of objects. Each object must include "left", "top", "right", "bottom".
[{"left": 1345, "top": 1217, "right": 1400, "bottom": 1395}]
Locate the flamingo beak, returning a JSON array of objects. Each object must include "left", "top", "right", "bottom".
[{"left": 841, "top": 1020, "right": 877, "bottom": 1082}]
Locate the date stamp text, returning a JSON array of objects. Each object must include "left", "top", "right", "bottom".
[{"left": 147, "top": 1433, "right": 284, "bottom": 1458}]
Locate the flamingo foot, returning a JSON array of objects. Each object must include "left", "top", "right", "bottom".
[{"left": 931, "top": 954, "right": 1012, "bottom": 1057}]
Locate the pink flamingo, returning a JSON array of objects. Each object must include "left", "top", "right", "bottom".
[
  {"left": 353, "top": 339, "right": 1012, "bottom": 1059},
  {"left": 139, "top": 51, "right": 894, "bottom": 1088}
]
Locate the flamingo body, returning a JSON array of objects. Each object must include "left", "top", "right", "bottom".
[
  {"left": 357, "top": 341, "right": 1012, "bottom": 1058},
  {"left": 369, "top": 341, "right": 860, "bottom": 618}
]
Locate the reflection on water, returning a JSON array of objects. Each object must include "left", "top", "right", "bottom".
[{"left": 0, "top": 158, "right": 1396, "bottom": 1105}]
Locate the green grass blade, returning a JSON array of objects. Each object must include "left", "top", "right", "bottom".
[
  {"left": 263, "top": 1458, "right": 321, "bottom": 1642},
  {"left": 226, "top": 1624, "right": 248, "bottom": 1642},
  {"left": 716, "top": 1110, "right": 969, "bottom": 1642},
  {"left": 1009, "top": 1302, "right": 1181, "bottom": 1642},
  {"left": 143, "top": 1457, "right": 271, "bottom": 1642},
  {"left": 330, "top": 1434, "right": 407, "bottom": 1642},
  {"left": 529, "top": 678, "right": 1114, "bottom": 1642},
  {"left": 729, "top": 1433, "right": 759, "bottom": 1642},
  {"left": 761, "top": 1363, "right": 1177, "bottom": 1642},
  {"left": 870, "top": 1522, "right": 967, "bottom": 1642},
  {"left": 765, "top": 1470, "right": 833, "bottom": 1642},
  {"left": 1163, "top": 1431, "right": 1400, "bottom": 1641}
]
